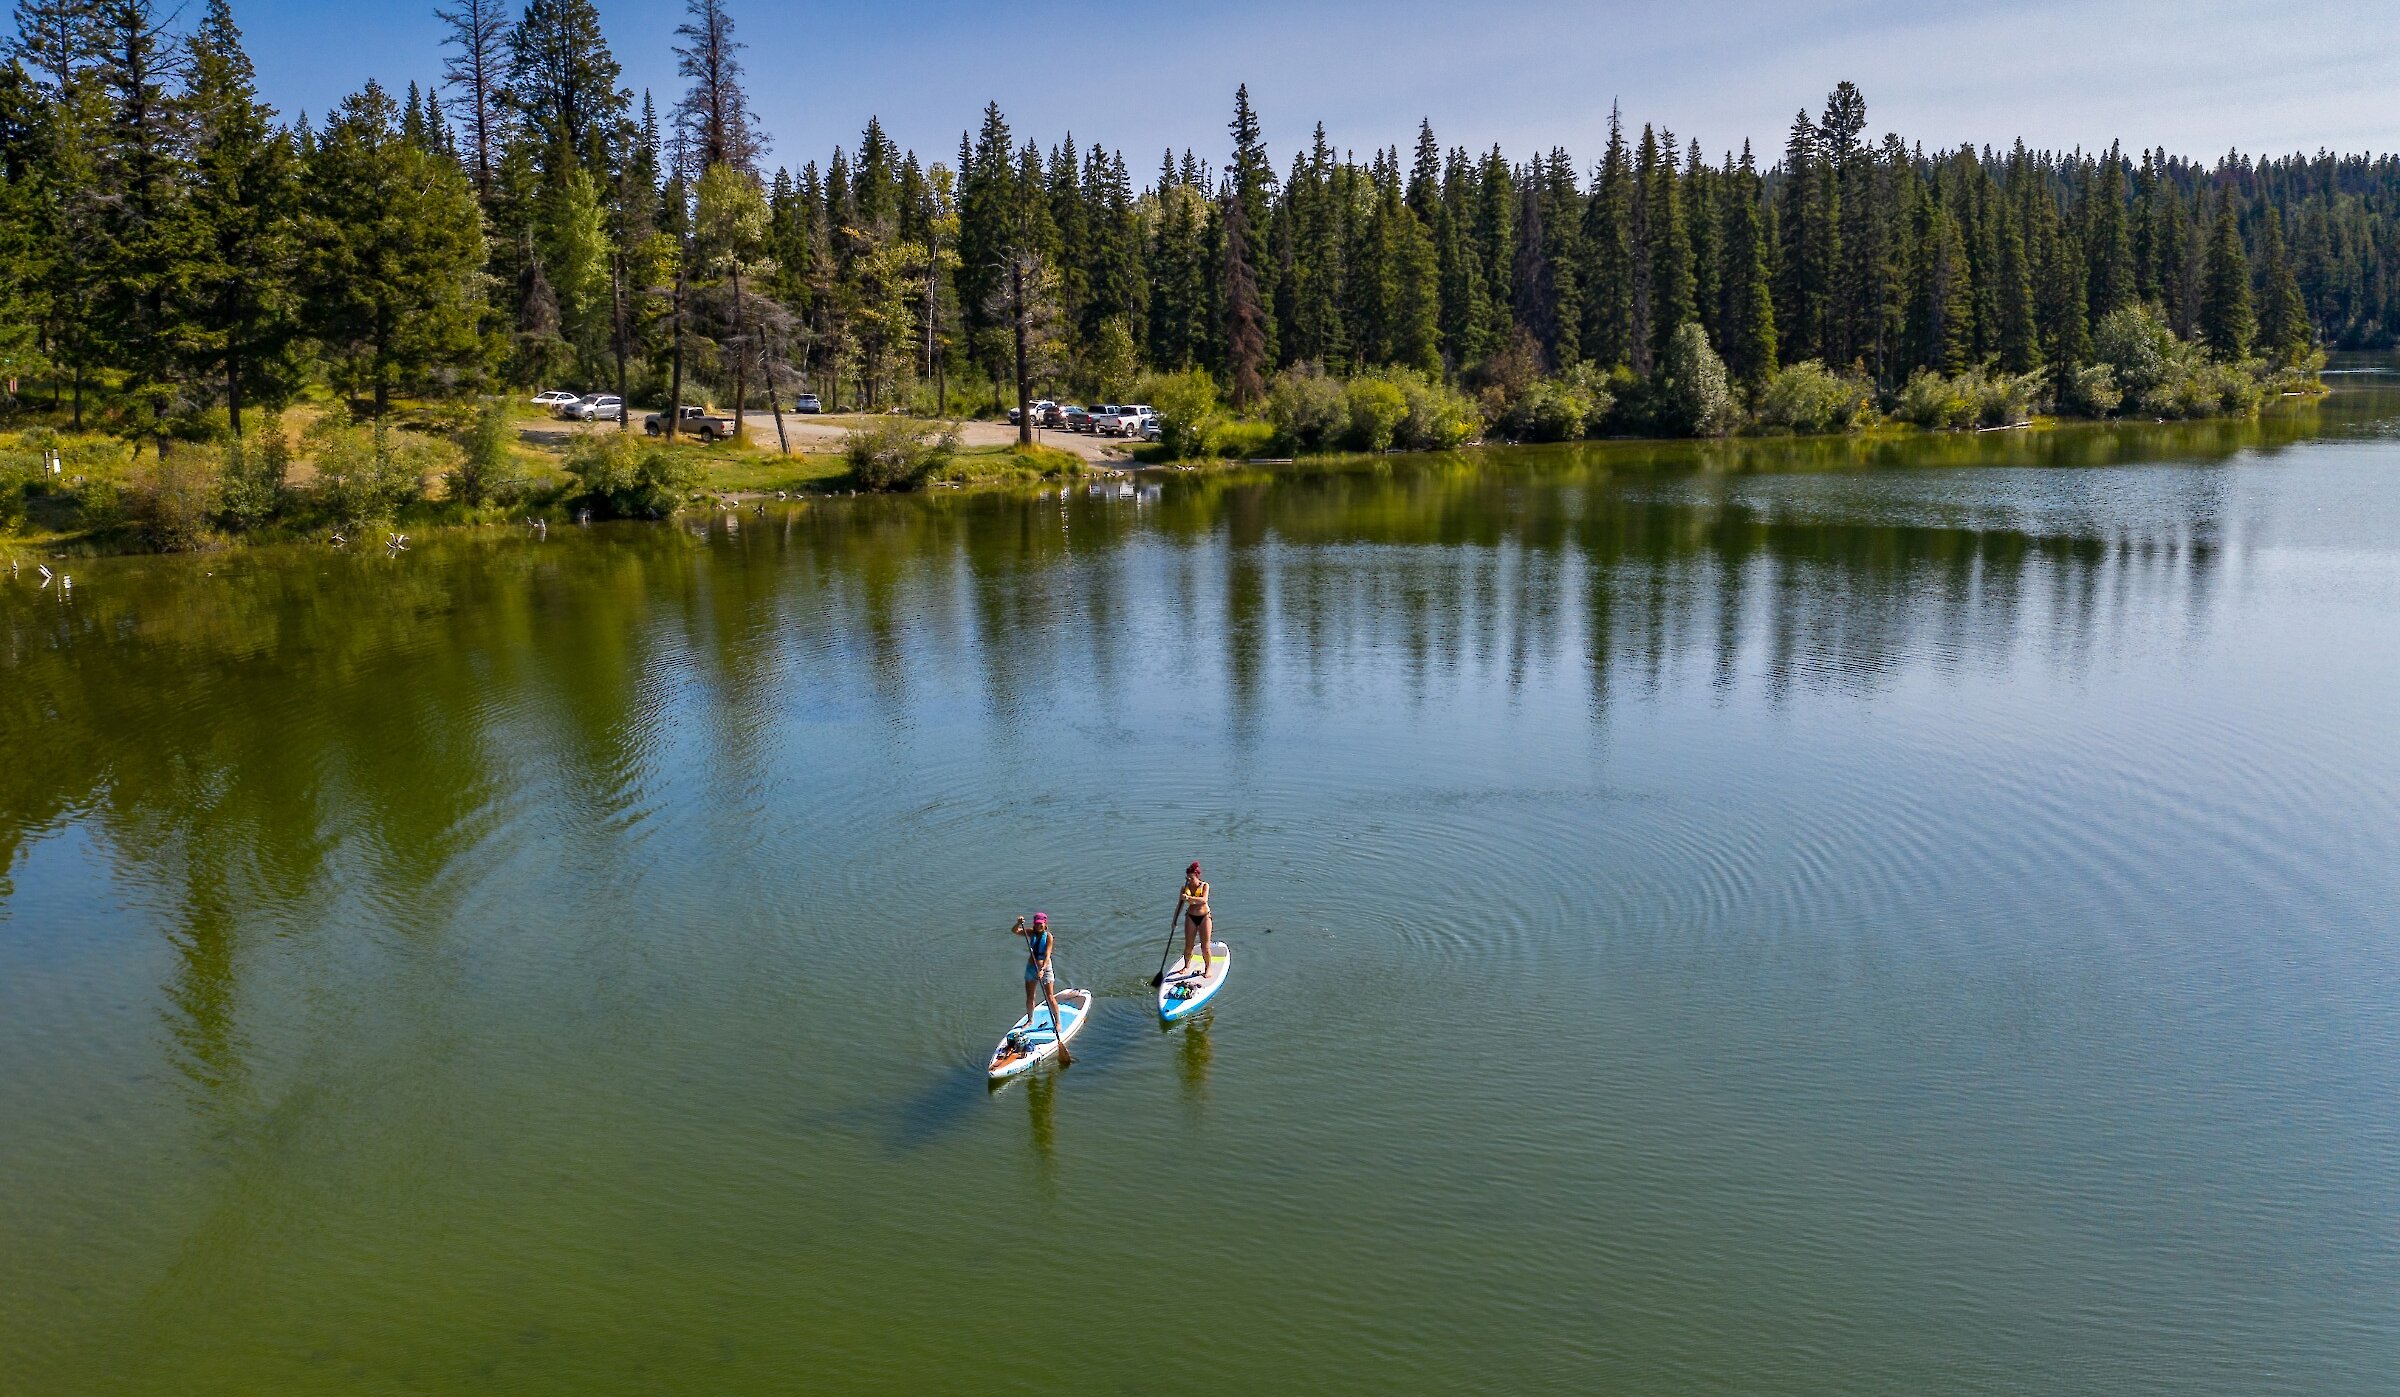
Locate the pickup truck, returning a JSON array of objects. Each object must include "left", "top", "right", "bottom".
[
  {"left": 1092, "top": 403, "right": 1156, "bottom": 437},
  {"left": 643, "top": 405, "right": 737, "bottom": 441}
]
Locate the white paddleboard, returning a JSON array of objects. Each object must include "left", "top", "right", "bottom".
[
  {"left": 988, "top": 989, "right": 1091, "bottom": 1080},
  {"left": 1157, "top": 942, "right": 1231, "bottom": 1022}
]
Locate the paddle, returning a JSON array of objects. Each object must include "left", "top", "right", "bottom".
[{"left": 1147, "top": 896, "right": 1185, "bottom": 988}]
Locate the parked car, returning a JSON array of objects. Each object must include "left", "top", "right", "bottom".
[
  {"left": 532, "top": 389, "right": 581, "bottom": 411},
  {"left": 794, "top": 393, "right": 822, "bottom": 413},
  {"left": 1007, "top": 398, "right": 1058, "bottom": 427},
  {"left": 1060, "top": 405, "right": 1092, "bottom": 432},
  {"left": 1081, "top": 404, "right": 1122, "bottom": 435},
  {"left": 1094, "top": 403, "right": 1155, "bottom": 436},
  {"left": 643, "top": 405, "right": 737, "bottom": 441},
  {"left": 1140, "top": 416, "right": 1163, "bottom": 443},
  {"left": 571, "top": 394, "right": 624, "bottom": 422}
]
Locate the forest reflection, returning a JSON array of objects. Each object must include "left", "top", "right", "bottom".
[{"left": 0, "top": 420, "right": 2287, "bottom": 1103}]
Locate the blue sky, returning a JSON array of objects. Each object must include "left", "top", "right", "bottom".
[{"left": 70, "top": 0, "right": 2400, "bottom": 176}]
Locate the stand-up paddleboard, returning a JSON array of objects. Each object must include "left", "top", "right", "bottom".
[
  {"left": 1158, "top": 942, "right": 1231, "bottom": 1022},
  {"left": 988, "top": 989, "right": 1091, "bottom": 1081}
]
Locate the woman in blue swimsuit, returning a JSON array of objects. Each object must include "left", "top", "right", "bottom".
[{"left": 1012, "top": 913, "right": 1071, "bottom": 1064}]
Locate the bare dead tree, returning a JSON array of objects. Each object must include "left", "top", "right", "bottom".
[
  {"left": 672, "top": 0, "right": 758, "bottom": 177},
  {"left": 435, "top": 0, "right": 511, "bottom": 199}
]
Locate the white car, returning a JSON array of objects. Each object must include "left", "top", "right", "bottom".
[
  {"left": 569, "top": 394, "right": 624, "bottom": 422},
  {"left": 1095, "top": 403, "right": 1156, "bottom": 437},
  {"left": 532, "top": 389, "right": 581, "bottom": 410}
]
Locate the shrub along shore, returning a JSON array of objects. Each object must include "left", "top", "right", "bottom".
[{"left": 0, "top": 323, "right": 2322, "bottom": 561}]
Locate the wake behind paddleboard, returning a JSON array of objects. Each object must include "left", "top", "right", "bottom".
[
  {"left": 1157, "top": 942, "right": 1231, "bottom": 1022},
  {"left": 988, "top": 989, "right": 1091, "bottom": 1080}
]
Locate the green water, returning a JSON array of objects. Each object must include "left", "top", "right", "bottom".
[{"left": 5, "top": 391, "right": 2398, "bottom": 1394}]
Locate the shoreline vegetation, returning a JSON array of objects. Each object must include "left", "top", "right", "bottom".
[{"left": 0, "top": 3, "right": 2364, "bottom": 554}]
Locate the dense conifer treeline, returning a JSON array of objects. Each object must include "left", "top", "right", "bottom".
[{"left": 0, "top": 0, "right": 2372, "bottom": 446}]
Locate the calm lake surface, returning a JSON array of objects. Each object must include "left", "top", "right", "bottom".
[{"left": 5, "top": 387, "right": 2399, "bottom": 1394}]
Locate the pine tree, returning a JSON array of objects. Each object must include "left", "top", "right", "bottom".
[
  {"left": 1717, "top": 141, "right": 1777, "bottom": 387},
  {"left": 88, "top": 0, "right": 198, "bottom": 442},
  {"left": 1225, "top": 84, "right": 1277, "bottom": 365},
  {"left": 9, "top": 0, "right": 106, "bottom": 420},
  {"left": 1645, "top": 129, "right": 1695, "bottom": 368},
  {"left": 1219, "top": 185, "right": 1267, "bottom": 405},
  {"left": 1580, "top": 106, "right": 1633, "bottom": 370},
  {"left": 1386, "top": 185, "right": 1441, "bottom": 374},
  {"left": 183, "top": 0, "right": 299, "bottom": 435},
  {"left": 2198, "top": 203, "right": 2254, "bottom": 360},
  {"left": 673, "top": 0, "right": 758, "bottom": 175},
  {"left": 508, "top": 0, "right": 624, "bottom": 181},
  {"left": 1538, "top": 147, "right": 1582, "bottom": 368},
  {"left": 1686, "top": 140, "right": 1719, "bottom": 354},
  {"left": 1909, "top": 200, "right": 1973, "bottom": 372},
  {"left": 2254, "top": 211, "right": 2310, "bottom": 365},
  {"left": 1436, "top": 147, "right": 1488, "bottom": 366},
  {"left": 2085, "top": 143, "right": 2135, "bottom": 319},
  {"left": 955, "top": 101, "right": 1016, "bottom": 381},
  {"left": 2033, "top": 193, "right": 2090, "bottom": 393},
  {"left": 1993, "top": 198, "right": 2038, "bottom": 373},
  {"left": 1510, "top": 175, "right": 1552, "bottom": 363},
  {"left": 1472, "top": 144, "right": 1513, "bottom": 359},
  {"left": 301, "top": 80, "right": 487, "bottom": 412},
  {"left": 1775, "top": 108, "right": 1831, "bottom": 366},
  {"left": 435, "top": 0, "right": 508, "bottom": 200}
]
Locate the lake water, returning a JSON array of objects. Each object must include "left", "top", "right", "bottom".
[{"left": 4, "top": 388, "right": 2398, "bottom": 1394}]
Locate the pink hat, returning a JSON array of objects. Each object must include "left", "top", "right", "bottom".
[{"left": 1032, "top": 912, "right": 1048, "bottom": 928}]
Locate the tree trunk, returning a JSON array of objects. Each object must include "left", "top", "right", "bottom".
[
  {"left": 767, "top": 365, "right": 789, "bottom": 456},
  {"left": 730, "top": 264, "right": 746, "bottom": 446},
  {"left": 226, "top": 351, "right": 243, "bottom": 439},
  {"left": 667, "top": 258, "right": 686, "bottom": 442},
  {"left": 611, "top": 252, "right": 630, "bottom": 432},
  {"left": 928, "top": 232, "right": 947, "bottom": 416},
  {"left": 1011, "top": 258, "right": 1032, "bottom": 447}
]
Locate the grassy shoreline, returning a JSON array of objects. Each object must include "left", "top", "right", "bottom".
[{"left": 0, "top": 384, "right": 2331, "bottom": 561}]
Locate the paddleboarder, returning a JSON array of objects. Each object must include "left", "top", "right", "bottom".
[
  {"left": 1013, "top": 914, "right": 1071, "bottom": 1065},
  {"left": 1175, "top": 863, "right": 1214, "bottom": 979}
]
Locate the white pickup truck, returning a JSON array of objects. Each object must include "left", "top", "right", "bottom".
[{"left": 1092, "top": 403, "right": 1156, "bottom": 437}]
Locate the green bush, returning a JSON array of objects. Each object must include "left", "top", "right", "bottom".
[
  {"left": 564, "top": 432, "right": 702, "bottom": 516},
  {"left": 1205, "top": 419, "right": 1277, "bottom": 459},
  {"left": 2093, "top": 304, "right": 2177, "bottom": 405},
  {"left": 1132, "top": 367, "right": 1223, "bottom": 459},
  {"left": 1895, "top": 365, "right": 2045, "bottom": 430},
  {"left": 218, "top": 417, "right": 291, "bottom": 530},
  {"left": 128, "top": 449, "right": 222, "bottom": 551},
  {"left": 311, "top": 421, "right": 443, "bottom": 527},
  {"left": 72, "top": 474, "right": 124, "bottom": 530},
  {"left": 1265, "top": 365, "right": 1349, "bottom": 454},
  {"left": 1500, "top": 366, "right": 1615, "bottom": 443},
  {"left": 0, "top": 451, "right": 35, "bottom": 531},
  {"left": 1756, "top": 360, "right": 1875, "bottom": 433},
  {"left": 1344, "top": 376, "right": 1408, "bottom": 452},
  {"left": 1657, "top": 324, "right": 1739, "bottom": 438},
  {"left": 842, "top": 416, "right": 959, "bottom": 490},
  {"left": 448, "top": 397, "right": 520, "bottom": 505},
  {"left": 2063, "top": 363, "right": 2123, "bottom": 417},
  {"left": 1387, "top": 369, "right": 1482, "bottom": 450}
]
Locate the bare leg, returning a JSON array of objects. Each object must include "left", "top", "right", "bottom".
[
  {"left": 1199, "top": 911, "right": 1214, "bottom": 975},
  {"left": 1043, "top": 980, "right": 1070, "bottom": 1063}
]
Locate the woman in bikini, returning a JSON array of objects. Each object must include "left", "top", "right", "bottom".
[
  {"left": 1012, "top": 913, "right": 1071, "bottom": 1063},
  {"left": 1174, "top": 863, "right": 1214, "bottom": 979}
]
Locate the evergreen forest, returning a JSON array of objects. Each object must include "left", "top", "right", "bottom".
[{"left": 0, "top": 0, "right": 2379, "bottom": 503}]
